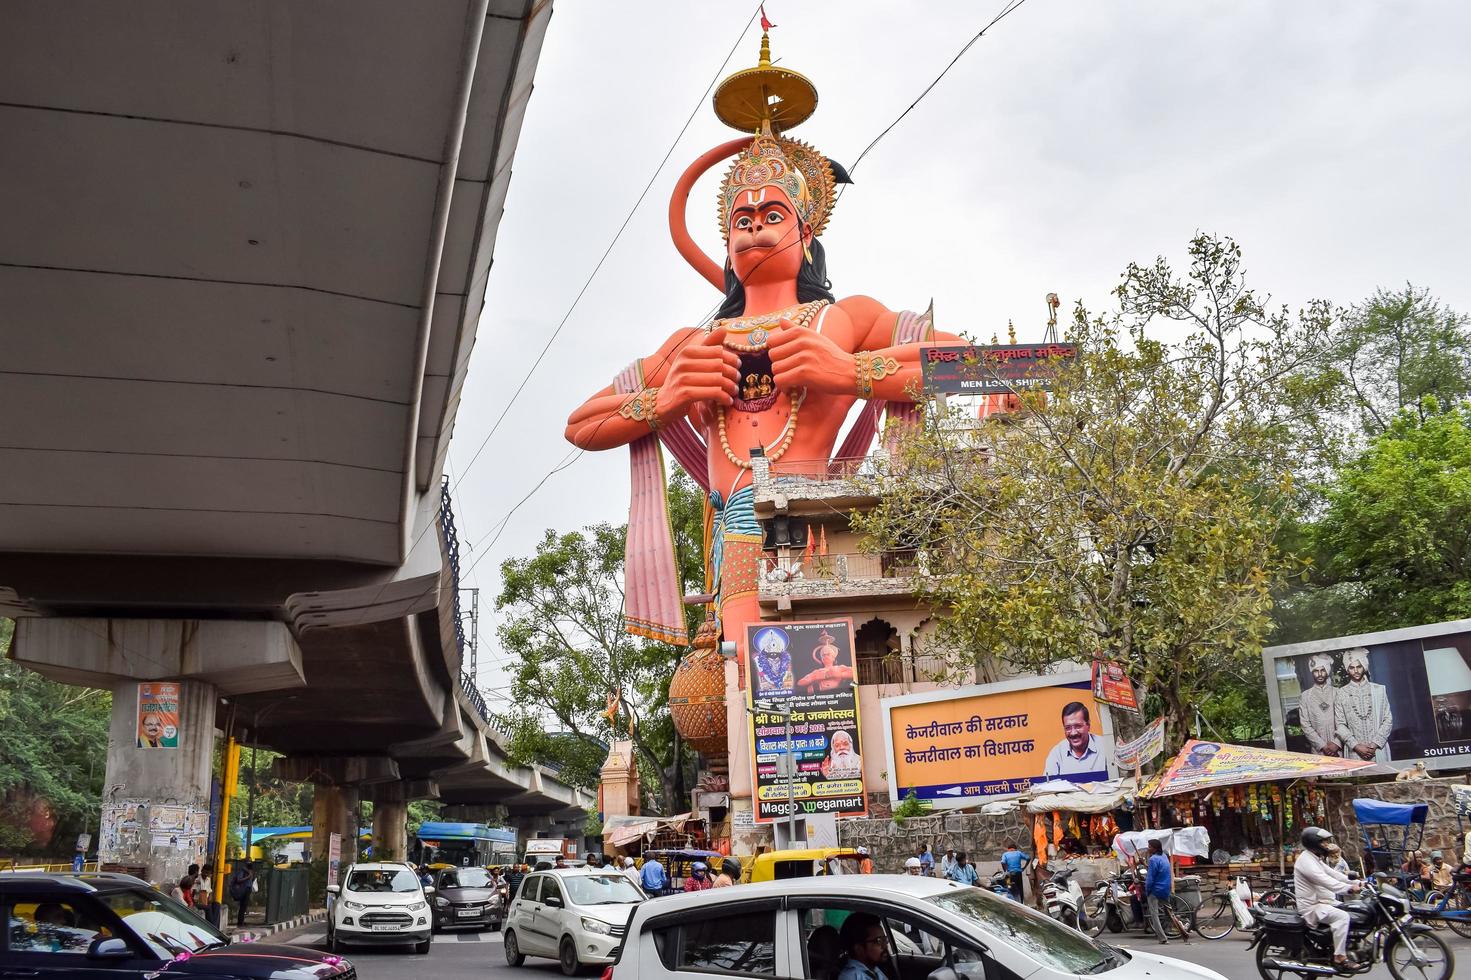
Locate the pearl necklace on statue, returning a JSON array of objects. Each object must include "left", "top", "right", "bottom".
[
  {"left": 719, "top": 388, "right": 805, "bottom": 468},
  {"left": 713, "top": 300, "right": 826, "bottom": 469}
]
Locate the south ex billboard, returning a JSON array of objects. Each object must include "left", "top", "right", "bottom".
[
  {"left": 881, "top": 670, "right": 1117, "bottom": 809},
  {"left": 1264, "top": 617, "right": 1471, "bottom": 772}
]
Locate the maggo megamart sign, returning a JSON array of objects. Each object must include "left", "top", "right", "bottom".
[{"left": 920, "top": 343, "right": 1077, "bottom": 395}]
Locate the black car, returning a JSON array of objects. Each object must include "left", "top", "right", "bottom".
[
  {"left": 1, "top": 872, "right": 354, "bottom": 979},
  {"left": 430, "top": 867, "right": 504, "bottom": 932}
]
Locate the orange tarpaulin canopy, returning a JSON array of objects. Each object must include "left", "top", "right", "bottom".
[{"left": 1141, "top": 739, "right": 1374, "bottom": 798}]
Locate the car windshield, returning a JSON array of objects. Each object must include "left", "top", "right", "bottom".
[
  {"left": 928, "top": 887, "right": 1112, "bottom": 974},
  {"left": 98, "top": 889, "right": 228, "bottom": 958},
  {"left": 563, "top": 873, "right": 644, "bottom": 905},
  {"left": 449, "top": 868, "right": 492, "bottom": 888},
  {"left": 347, "top": 868, "right": 422, "bottom": 893}
]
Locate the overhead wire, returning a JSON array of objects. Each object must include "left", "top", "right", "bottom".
[
  {"left": 344, "top": 4, "right": 763, "bottom": 629},
  {"left": 459, "top": 0, "right": 1038, "bottom": 581}
]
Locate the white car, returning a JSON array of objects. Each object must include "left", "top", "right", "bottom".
[
  {"left": 606, "top": 875, "right": 1227, "bottom": 980},
  {"left": 325, "top": 861, "right": 434, "bottom": 954},
  {"left": 504, "top": 867, "right": 646, "bottom": 975}
]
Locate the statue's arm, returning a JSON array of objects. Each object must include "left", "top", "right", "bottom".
[
  {"left": 835, "top": 296, "right": 969, "bottom": 402},
  {"left": 564, "top": 327, "right": 738, "bottom": 450}
]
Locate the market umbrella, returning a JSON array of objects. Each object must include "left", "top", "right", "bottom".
[{"left": 1143, "top": 739, "right": 1375, "bottom": 798}]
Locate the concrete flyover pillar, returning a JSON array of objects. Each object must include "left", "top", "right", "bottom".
[
  {"left": 312, "top": 785, "right": 361, "bottom": 867},
  {"left": 372, "top": 799, "right": 409, "bottom": 862},
  {"left": 98, "top": 680, "right": 217, "bottom": 888}
]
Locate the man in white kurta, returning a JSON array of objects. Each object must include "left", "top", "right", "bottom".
[
  {"left": 1295, "top": 828, "right": 1361, "bottom": 965},
  {"left": 1298, "top": 653, "right": 1341, "bottom": 756},
  {"left": 1333, "top": 647, "right": 1393, "bottom": 762}
]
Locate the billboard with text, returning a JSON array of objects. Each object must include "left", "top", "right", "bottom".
[{"left": 881, "top": 671, "right": 1116, "bottom": 808}]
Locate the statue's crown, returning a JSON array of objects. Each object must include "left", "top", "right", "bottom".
[
  {"left": 712, "top": 30, "right": 837, "bottom": 241},
  {"left": 718, "top": 134, "right": 836, "bottom": 241}
]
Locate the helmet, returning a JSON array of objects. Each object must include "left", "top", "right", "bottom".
[
  {"left": 1300, "top": 827, "right": 1334, "bottom": 857},
  {"left": 904, "top": 857, "right": 922, "bottom": 869},
  {"left": 693, "top": 862, "right": 707, "bottom": 872}
]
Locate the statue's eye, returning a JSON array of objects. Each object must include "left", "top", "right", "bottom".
[
  {"left": 735, "top": 216, "right": 753, "bottom": 230},
  {"left": 764, "top": 210, "right": 785, "bottom": 224}
]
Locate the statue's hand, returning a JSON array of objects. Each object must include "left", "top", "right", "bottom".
[
  {"left": 767, "top": 319, "right": 856, "bottom": 395},
  {"left": 657, "top": 327, "right": 739, "bottom": 418}
]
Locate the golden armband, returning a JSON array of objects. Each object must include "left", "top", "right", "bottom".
[
  {"left": 854, "top": 354, "right": 901, "bottom": 398},
  {"left": 618, "top": 387, "right": 663, "bottom": 432}
]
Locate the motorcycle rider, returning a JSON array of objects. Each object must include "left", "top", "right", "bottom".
[{"left": 1295, "top": 827, "right": 1362, "bottom": 968}]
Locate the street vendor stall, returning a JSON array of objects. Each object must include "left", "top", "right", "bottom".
[
  {"left": 1140, "top": 739, "right": 1374, "bottom": 875},
  {"left": 1023, "top": 778, "right": 1139, "bottom": 890}
]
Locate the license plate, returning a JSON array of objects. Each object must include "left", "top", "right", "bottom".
[
  {"left": 456, "top": 909, "right": 480, "bottom": 917},
  {"left": 371, "top": 924, "right": 400, "bottom": 932}
]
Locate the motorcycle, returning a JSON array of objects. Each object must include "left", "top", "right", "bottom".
[
  {"left": 1041, "top": 865, "right": 1091, "bottom": 932},
  {"left": 1249, "top": 876, "right": 1453, "bottom": 980},
  {"left": 987, "top": 870, "right": 1016, "bottom": 900}
]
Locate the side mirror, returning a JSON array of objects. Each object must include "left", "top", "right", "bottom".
[
  {"left": 326, "top": 884, "right": 341, "bottom": 895},
  {"left": 87, "top": 937, "right": 133, "bottom": 960},
  {"left": 423, "top": 885, "right": 436, "bottom": 895},
  {"left": 544, "top": 895, "right": 563, "bottom": 908}
]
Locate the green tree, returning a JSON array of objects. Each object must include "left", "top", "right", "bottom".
[
  {"left": 1335, "top": 285, "right": 1471, "bottom": 436},
  {"left": 857, "top": 235, "right": 1338, "bottom": 743},
  {"left": 494, "top": 471, "right": 706, "bottom": 813},
  {"left": 1297, "top": 403, "right": 1471, "bottom": 635},
  {"left": 0, "top": 619, "right": 112, "bottom": 852}
]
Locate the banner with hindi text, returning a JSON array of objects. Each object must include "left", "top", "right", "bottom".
[{"left": 881, "top": 671, "right": 1116, "bottom": 808}]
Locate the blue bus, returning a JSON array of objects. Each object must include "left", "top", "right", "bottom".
[{"left": 413, "top": 822, "right": 517, "bottom": 867}]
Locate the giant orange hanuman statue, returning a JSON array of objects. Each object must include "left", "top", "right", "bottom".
[{"left": 564, "top": 33, "right": 962, "bottom": 742}]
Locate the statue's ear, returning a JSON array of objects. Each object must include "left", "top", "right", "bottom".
[{"left": 828, "top": 158, "right": 854, "bottom": 184}]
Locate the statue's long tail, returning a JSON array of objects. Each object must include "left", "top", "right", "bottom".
[{"left": 668, "top": 137, "right": 751, "bottom": 291}]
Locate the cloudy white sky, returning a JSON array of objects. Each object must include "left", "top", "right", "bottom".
[{"left": 449, "top": 0, "right": 1471, "bottom": 696}]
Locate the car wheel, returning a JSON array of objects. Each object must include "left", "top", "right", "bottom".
[
  {"left": 559, "top": 937, "right": 581, "bottom": 976},
  {"left": 415, "top": 937, "right": 432, "bottom": 955},
  {"left": 505, "top": 929, "right": 526, "bottom": 967},
  {"left": 491, "top": 918, "right": 503, "bottom": 933}
]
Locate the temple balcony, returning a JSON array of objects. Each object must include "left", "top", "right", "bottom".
[
  {"left": 756, "top": 550, "right": 921, "bottom": 613},
  {"left": 750, "top": 453, "right": 885, "bottom": 519}
]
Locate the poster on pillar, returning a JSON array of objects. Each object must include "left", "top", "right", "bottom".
[
  {"left": 136, "top": 682, "right": 180, "bottom": 749},
  {"left": 744, "top": 618, "right": 867, "bottom": 824}
]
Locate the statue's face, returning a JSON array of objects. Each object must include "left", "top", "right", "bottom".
[
  {"left": 819, "top": 648, "right": 838, "bottom": 667},
  {"left": 727, "top": 186, "right": 808, "bottom": 287}
]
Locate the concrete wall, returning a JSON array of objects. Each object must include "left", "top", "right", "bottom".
[
  {"left": 1323, "top": 776, "right": 1471, "bottom": 859},
  {"left": 838, "top": 810, "right": 1028, "bottom": 875}
]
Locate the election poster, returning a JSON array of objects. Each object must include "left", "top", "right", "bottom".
[
  {"left": 1116, "top": 716, "right": 1167, "bottom": 769},
  {"left": 881, "top": 671, "right": 1116, "bottom": 808},
  {"left": 136, "top": 682, "right": 180, "bottom": 749},
  {"left": 1265, "top": 618, "right": 1471, "bottom": 772},
  {"left": 745, "top": 618, "right": 867, "bottom": 823},
  {"left": 1091, "top": 659, "right": 1140, "bottom": 711}
]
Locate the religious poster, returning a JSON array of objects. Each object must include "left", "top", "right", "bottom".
[
  {"left": 920, "top": 343, "right": 1077, "bottom": 395},
  {"left": 744, "top": 618, "right": 867, "bottom": 823},
  {"left": 881, "top": 671, "right": 1116, "bottom": 808},
  {"left": 1116, "top": 716, "right": 1167, "bottom": 769},
  {"left": 1147, "top": 740, "right": 1370, "bottom": 797},
  {"left": 136, "top": 682, "right": 180, "bottom": 749},
  {"left": 1265, "top": 619, "right": 1471, "bottom": 772},
  {"left": 1091, "top": 659, "right": 1140, "bottom": 711}
]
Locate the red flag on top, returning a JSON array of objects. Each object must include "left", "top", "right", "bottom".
[{"left": 760, "top": 5, "right": 775, "bottom": 32}]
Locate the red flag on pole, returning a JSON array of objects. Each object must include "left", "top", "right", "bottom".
[{"left": 760, "top": 5, "right": 775, "bottom": 32}]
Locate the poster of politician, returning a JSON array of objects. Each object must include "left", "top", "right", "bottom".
[
  {"left": 1265, "top": 618, "right": 1471, "bottom": 771},
  {"left": 745, "top": 619, "right": 867, "bottom": 823},
  {"left": 882, "top": 671, "right": 1116, "bottom": 808},
  {"left": 136, "top": 682, "right": 180, "bottom": 749}
]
